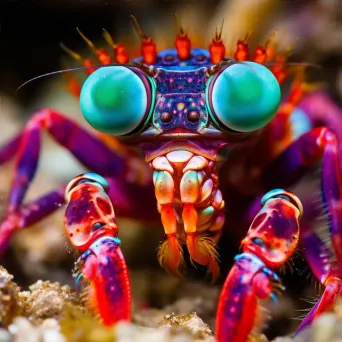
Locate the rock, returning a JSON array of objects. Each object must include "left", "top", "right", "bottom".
[{"left": 0, "top": 266, "right": 23, "bottom": 328}]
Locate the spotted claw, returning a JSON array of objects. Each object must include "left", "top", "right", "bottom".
[
  {"left": 215, "top": 189, "right": 303, "bottom": 342},
  {"left": 65, "top": 172, "right": 131, "bottom": 326},
  {"left": 80, "top": 236, "right": 131, "bottom": 325}
]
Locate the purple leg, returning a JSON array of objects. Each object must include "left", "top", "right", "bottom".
[
  {"left": 298, "top": 91, "right": 342, "bottom": 145},
  {"left": 0, "top": 109, "right": 157, "bottom": 255},
  {"left": 0, "top": 176, "right": 158, "bottom": 256},
  {"left": 296, "top": 221, "right": 342, "bottom": 333},
  {"left": 2, "top": 109, "right": 128, "bottom": 213},
  {"left": 259, "top": 127, "right": 342, "bottom": 329},
  {"left": 0, "top": 133, "right": 22, "bottom": 164},
  {"left": 0, "top": 188, "right": 66, "bottom": 253}
]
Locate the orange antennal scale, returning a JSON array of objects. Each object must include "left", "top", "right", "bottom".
[
  {"left": 270, "top": 72, "right": 305, "bottom": 151},
  {"left": 131, "top": 15, "right": 157, "bottom": 65},
  {"left": 209, "top": 19, "right": 226, "bottom": 64},
  {"left": 175, "top": 13, "right": 191, "bottom": 60},
  {"left": 234, "top": 32, "right": 251, "bottom": 62},
  {"left": 66, "top": 75, "right": 82, "bottom": 98},
  {"left": 281, "top": 66, "right": 321, "bottom": 109},
  {"left": 286, "top": 73, "right": 305, "bottom": 108},
  {"left": 253, "top": 30, "right": 278, "bottom": 64},
  {"left": 102, "top": 29, "right": 129, "bottom": 65},
  {"left": 60, "top": 42, "right": 96, "bottom": 75},
  {"left": 76, "top": 27, "right": 112, "bottom": 65}
]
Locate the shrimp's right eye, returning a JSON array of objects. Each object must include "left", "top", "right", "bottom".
[{"left": 80, "top": 66, "right": 156, "bottom": 136}]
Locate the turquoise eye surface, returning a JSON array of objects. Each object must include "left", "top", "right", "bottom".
[
  {"left": 80, "top": 66, "right": 155, "bottom": 136},
  {"left": 206, "top": 62, "right": 281, "bottom": 132}
]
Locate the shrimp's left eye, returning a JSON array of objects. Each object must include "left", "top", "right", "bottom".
[
  {"left": 206, "top": 62, "right": 281, "bottom": 133},
  {"left": 80, "top": 66, "right": 156, "bottom": 136}
]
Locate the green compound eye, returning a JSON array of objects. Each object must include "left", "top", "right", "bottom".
[
  {"left": 80, "top": 66, "right": 155, "bottom": 136},
  {"left": 206, "top": 62, "right": 281, "bottom": 133}
]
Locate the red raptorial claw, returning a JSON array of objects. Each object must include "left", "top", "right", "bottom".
[
  {"left": 215, "top": 189, "right": 302, "bottom": 342},
  {"left": 82, "top": 237, "right": 131, "bottom": 325},
  {"left": 65, "top": 172, "right": 131, "bottom": 326}
]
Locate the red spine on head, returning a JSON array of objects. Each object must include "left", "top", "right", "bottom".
[
  {"left": 254, "top": 31, "right": 277, "bottom": 64},
  {"left": 209, "top": 40, "right": 226, "bottom": 64},
  {"left": 115, "top": 44, "right": 129, "bottom": 64},
  {"left": 77, "top": 28, "right": 112, "bottom": 66},
  {"left": 131, "top": 16, "right": 157, "bottom": 65},
  {"left": 102, "top": 30, "right": 130, "bottom": 65},
  {"left": 209, "top": 19, "right": 225, "bottom": 64},
  {"left": 175, "top": 33, "right": 191, "bottom": 60},
  {"left": 83, "top": 59, "right": 96, "bottom": 75},
  {"left": 60, "top": 42, "right": 97, "bottom": 75},
  {"left": 253, "top": 46, "right": 267, "bottom": 64},
  {"left": 175, "top": 15, "right": 191, "bottom": 60},
  {"left": 234, "top": 39, "right": 249, "bottom": 62},
  {"left": 142, "top": 38, "right": 157, "bottom": 65},
  {"left": 96, "top": 48, "right": 112, "bottom": 65}
]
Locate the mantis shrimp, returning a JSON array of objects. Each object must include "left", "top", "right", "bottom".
[{"left": 1, "top": 17, "right": 342, "bottom": 340}]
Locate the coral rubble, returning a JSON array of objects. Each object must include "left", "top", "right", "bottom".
[
  {"left": 20, "top": 280, "right": 83, "bottom": 324},
  {"left": 1, "top": 266, "right": 342, "bottom": 341}
]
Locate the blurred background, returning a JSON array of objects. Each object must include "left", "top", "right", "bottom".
[{"left": 1, "top": 0, "right": 342, "bottom": 339}]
